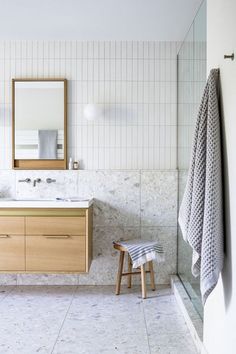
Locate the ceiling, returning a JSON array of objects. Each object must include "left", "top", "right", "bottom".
[{"left": 0, "top": 0, "right": 203, "bottom": 41}]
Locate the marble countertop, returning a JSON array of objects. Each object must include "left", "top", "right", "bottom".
[{"left": 0, "top": 198, "right": 93, "bottom": 209}]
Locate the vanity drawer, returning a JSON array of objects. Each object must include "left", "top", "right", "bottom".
[
  {"left": 0, "top": 235, "right": 25, "bottom": 270},
  {"left": 25, "top": 217, "right": 86, "bottom": 236},
  {"left": 26, "top": 235, "right": 86, "bottom": 271},
  {"left": 0, "top": 217, "right": 24, "bottom": 235}
]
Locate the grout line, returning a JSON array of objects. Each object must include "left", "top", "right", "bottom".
[
  {"left": 50, "top": 285, "right": 78, "bottom": 354},
  {"left": 139, "top": 170, "right": 142, "bottom": 237},
  {"left": 141, "top": 299, "right": 151, "bottom": 354}
]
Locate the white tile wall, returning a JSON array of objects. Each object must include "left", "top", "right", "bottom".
[
  {"left": 177, "top": 41, "right": 206, "bottom": 169},
  {"left": 0, "top": 41, "right": 178, "bottom": 170}
]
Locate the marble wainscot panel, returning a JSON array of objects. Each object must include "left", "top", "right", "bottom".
[
  {"left": 178, "top": 169, "right": 188, "bottom": 206},
  {"left": 177, "top": 170, "right": 197, "bottom": 284},
  {"left": 0, "top": 274, "right": 17, "bottom": 286},
  {"left": 0, "top": 170, "right": 16, "bottom": 198},
  {"left": 141, "top": 227, "right": 177, "bottom": 284},
  {"left": 17, "top": 274, "right": 79, "bottom": 286},
  {"left": 78, "top": 170, "right": 177, "bottom": 285},
  {"left": 79, "top": 227, "right": 141, "bottom": 285},
  {"left": 0, "top": 169, "right": 178, "bottom": 286},
  {"left": 141, "top": 170, "right": 178, "bottom": 227},
  {"left": 15, "top": 170, "right": 78, "bottom": 199},
  {"left": 0, "top": 171, "right": 17, "bottom": 285},
  {"left": 78, "top": 170, "right": 140, "bottom": 227},
  {"left": 78, "top": 170, "right": 142, "bottom": 285}
]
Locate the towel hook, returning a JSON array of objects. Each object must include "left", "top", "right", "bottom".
[{"left": 224, "top": 53, "right": 234, "bottom": 60}]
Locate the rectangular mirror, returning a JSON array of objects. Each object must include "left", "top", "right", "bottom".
[{"left": 12, "top": 79, "right": 67, "bottom": 169}]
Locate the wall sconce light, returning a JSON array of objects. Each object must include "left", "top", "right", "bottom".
[{"left": 84, "top": 104, "right": 103, "bottom": 121}]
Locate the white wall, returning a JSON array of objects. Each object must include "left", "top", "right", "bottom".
[
  {"left": 204, "top": 1, "right": 236, "bottom": 353},
  {"left": 0, "top": 0, "right": 202, "bottom": 41}
]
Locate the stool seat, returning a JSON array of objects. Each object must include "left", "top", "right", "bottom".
[
  {"left": 113, "top": 241, "right": 156, "bottom": 299},
  {"left": 113, "top": 242, "right": 128, "bottom": 252}
]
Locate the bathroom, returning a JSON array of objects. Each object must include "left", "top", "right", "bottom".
[{"left": 0, "top": 0, "right": 235, "bottom": 353}]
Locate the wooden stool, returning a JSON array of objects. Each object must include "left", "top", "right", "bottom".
[{"left": 113, "top": 242, "right": 156, "bottom": 299}]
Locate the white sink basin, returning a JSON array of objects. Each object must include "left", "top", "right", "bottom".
[
  {"left": 0, "top": 198, "right": 93, "bottom": 208},
  {"left": 15, "top": 198, "right": 56, "bottom": 201}
]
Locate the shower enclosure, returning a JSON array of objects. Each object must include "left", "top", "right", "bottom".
[{"left": 177, "top": 0, "right": 206, "bottom": 319}]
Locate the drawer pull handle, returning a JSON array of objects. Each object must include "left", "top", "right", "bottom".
[
  {"left": 44, "top": 235, "right": 70, "bottom": 239},
  {"left": 0, "top": 234, "right": 9, "bottom": 238}
]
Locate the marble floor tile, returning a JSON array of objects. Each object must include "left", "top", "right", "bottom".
[{"left": 0, "top": 285, "right": 198, "bottom": 354}]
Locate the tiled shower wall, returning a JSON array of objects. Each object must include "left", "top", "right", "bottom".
[
  {"left": 0, "top": 40, "right": 178, "bottom": 170},
  {"left": 178, "top": 40, "right": 206, "bottom": 170},
  {"left": 0, "top": 41, "right": 179, "bottom": 285}
]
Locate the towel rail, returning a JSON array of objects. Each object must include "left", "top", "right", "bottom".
[{"left": 224, "top": 53, "right": 234, "bottom": 60}]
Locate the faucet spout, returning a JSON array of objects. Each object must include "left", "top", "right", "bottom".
[{"left": 33, "top": 178, "right": 41, "bottom": 187}]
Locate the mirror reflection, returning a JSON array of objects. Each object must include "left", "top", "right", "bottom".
[{"left": 14, "top": 80, "right": 65, "bottom": 160}]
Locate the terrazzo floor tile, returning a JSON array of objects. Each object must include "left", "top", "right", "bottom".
[
  {"left": 0, "top": 286, "right": 76, "bottom": 354},
  {"left": 0, "top": 285, "right": 15, "bottom": 302},
  {"left": 0, "top": 285, "right": 198, "bottom": 354},
  {"left": 52, "top": 286, "right": 150, "bottom": 354},
  {"left": 142, "top": 288, "right": 198, "bottom": 354}
]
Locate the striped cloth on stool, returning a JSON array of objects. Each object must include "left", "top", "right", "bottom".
[{"left": 114, "top": 239, "right": 164, "bottom": 268}]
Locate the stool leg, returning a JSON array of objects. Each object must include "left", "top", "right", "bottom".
[
  {"left": 149, "top": 261, "right": 156, "bottom": 291},
  {"left": 141, "top": 264, "right": 147, "bottom": 299},
  {"left": 127, "top": 254, "right": 132, "bottom": 288},
  {"left": 116, "top": 251, "right": 125, "bottom": 295}
]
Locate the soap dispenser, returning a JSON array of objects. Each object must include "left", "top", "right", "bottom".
[{"left": 68, "top": 157, "right": 73, "bottom": 170}]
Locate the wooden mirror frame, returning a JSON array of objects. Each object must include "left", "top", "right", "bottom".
[{"left": 12, "top": 78, "right": 67, "bottom": 170}]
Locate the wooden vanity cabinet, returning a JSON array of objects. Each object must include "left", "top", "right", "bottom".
[
  {"left": 0, "top": 217, "right": 25, "bottom": 270},
  {"left": 0, "top": 208, "right": 93, "bottom": 273}
]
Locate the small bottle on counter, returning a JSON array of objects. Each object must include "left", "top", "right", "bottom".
[
  {"left": 73, "top": 161, "right": 79, "bottom": 170},
  {"left": 68, "top": 157, "right": 73, "bottom": 170}
]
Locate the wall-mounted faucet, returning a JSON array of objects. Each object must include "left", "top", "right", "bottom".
[
  {"left": 33, "top": 178, "right": 41, "bottom": 187},
  {"left": 18, "top": 178, "right": 55, "bottom": 186}
]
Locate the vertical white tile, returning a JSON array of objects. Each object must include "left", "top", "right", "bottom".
[{"left": 0, "top": 40, "right": 179, "bottom": 171}]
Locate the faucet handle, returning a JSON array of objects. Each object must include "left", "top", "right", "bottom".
[
  {"left": 46, "top": 178, "right": 56, "bottom": 184},
  {"left": 18, "top": 178, "right": 31, "bottom": 183}
]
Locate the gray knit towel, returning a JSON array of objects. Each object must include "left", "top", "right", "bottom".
[
  {"left": 178, "top": 69, "right": 224, "bottom": 305},
  {"left": 38, "top": 130, "right": 57, "bottom": 159},
  {"left": 114, "top": 239, "right": 164, "bottom": 268}
]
